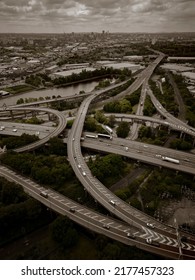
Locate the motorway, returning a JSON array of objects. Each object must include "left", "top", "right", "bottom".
[
  {"left": 1, "top": 111, "right": 194, "bottom": 141},
  {"left": 147, "top": 85, "right": 195, "bottom": 136},
  {"left": 0, "top": 107, "right": 67, "bottom": 153},
  {"left": 1, "top": 116, "right": 195, "bottom": 175},
  {"left": 0, "top": 53, "right": 195, "bottom": 259},
  {"left": 1, "top": 115, "right": 195, "bottom": 174},
  {"left": 79, "top": 136, "right": 195, "bottom": 175},
  {"left": 67, "top": 54, "right": 195, "bottom": 259},
  {"left": 0, "top": 121, "right": 55, "bottom": 139},
  {"left": 105, "top": 113, "right": 195, "bottom": 137},
  {"left": 0, "top": 164, "right": 195, "bottom": 260}
]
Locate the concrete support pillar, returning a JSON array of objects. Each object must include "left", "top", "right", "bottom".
[
  {"left": 10, "top": 110, "right": 14, "bottom": 120},
  {"left": 180, "top": 131, "right": 183, "bottom": 139},
  {"left": 193, "top": 138, "right": 195, "bottom": 147},
  {"left": 32, "top": 111, "right": 37, "bottom": 118},
  {"left": 48, "top": 113, "right": 52, "bottom": 121},
  {"left": 58, "top": 100, "right": 61, "bottom": 108}
]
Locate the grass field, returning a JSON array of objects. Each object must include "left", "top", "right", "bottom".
[{"left": 4, "top": 84, "right": 34, "bottom": 94}]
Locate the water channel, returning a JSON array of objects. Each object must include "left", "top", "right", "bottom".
[{"left": 0, "top": 81, "right": 99, "bottom": 107}]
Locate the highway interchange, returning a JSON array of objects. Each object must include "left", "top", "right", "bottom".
[{"left": 0, "top": 53, "right": 195, "bottom": 259}]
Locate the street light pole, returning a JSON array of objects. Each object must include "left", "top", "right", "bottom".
[{"left": 174, "top": 218, "right": 182, "bottom": 259}]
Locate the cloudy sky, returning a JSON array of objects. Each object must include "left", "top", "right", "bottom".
[{"left": 0, "top": 0, "right": 194, "bottom": 33}]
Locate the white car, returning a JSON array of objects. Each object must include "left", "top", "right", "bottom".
[
  {"left": 110, "top": 200, "right": 116, "bottom": 206},
  {"left": 146, "top": 238, "right": 159, "bottom": 247},
  {"left": 156, "top": 154, "right": 162, "bottom": 158},
  {"left": 12, "top": 129, "right": 17, "bottom": 132},
  {"left": 127, "top": 233, "right": 135, "bottom": 239},
  {"left": 103, "top": 224, "right": 110, "bottom": 230},
  {"left": 146, "top": 238, "right": 152, "bottom": 244},
  {"left": 146, "top": 223, "right": 155, "bottom": 229}
]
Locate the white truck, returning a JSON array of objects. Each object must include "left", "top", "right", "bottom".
[{"left": 162, "top": 156, "right": 179, "bottom": 164}]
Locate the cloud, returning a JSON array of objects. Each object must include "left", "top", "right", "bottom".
[
  {"left": 0, "top": 0, "right": 194, "bottom": 33},
  {"left": 131, "top": 0, "right": 171, "bottom": 13}
]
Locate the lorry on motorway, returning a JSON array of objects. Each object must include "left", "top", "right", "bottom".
[
  {"left": 104, "top": 125, "right": 113, "bottom": 134},
  {"left": 162, "top": 156, "right": 179, "bottom": 164},
  {"left": 85, "top": 134, "right": 98, "bottom": 139},
  {"left": 97, "top": 133, "right": 112, "bottom": 140}
]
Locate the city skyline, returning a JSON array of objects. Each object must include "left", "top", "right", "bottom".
[{"left": 0, "top": 0, "right": 194, "bottom": 33}]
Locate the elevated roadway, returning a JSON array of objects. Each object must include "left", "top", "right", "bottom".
[
  {"left": 1, "top": 54, "right": 195, "bottom": 259},
  {"left": 78, "top": 135, "right": 195, "bottom": 174},
  {"left": 66, "top": 54, "right": 195, "bottom": 259},
  {"left": 0, "top": 164, "right": 194, "bottom": 260},
  {"left": 0, "top": 106, "right": 67, "bottom": 153},
  {"left": 67, "top": 55, "right": 193, "bottom": 244},
  {"left": 147, "top": 86, "right": 195, "bottom": 136}
]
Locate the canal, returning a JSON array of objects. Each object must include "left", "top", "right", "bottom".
[{"left": 0, "top": 80, "right": 99, "bottom": 107}]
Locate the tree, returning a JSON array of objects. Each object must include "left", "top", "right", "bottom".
[
  {"left": 129, "top": 197, "right": 142, "bottom": 210},
  {"left": 116, "top": 121, "right": 130, "bottom": 138},
  {"left": 143, "top": 96, "right": 156, "bottom": 116},
  {"left": 25, "top": 117, "right": 43, "bottom": 125},
  {"left": 0, "top": 178, "right": 28, "bottom": 205},
  {"left": 114, "top": 189, "right": 130, "bottom": 201},
  {"left": 84, "top": 117, "right": 97, "bottom": 132},
  {"left": 16, "top": 98, "right": 24, "bottom": 104},
  {"left": 101, "top": 243, "right": 121, "bottom": 259},
  {"left": 48, "top": 137, "right": 67, "bottom": 156},
  {"left": 1, "top": 133, "right": 38, "bottom": 149},
  {"left": 51, "top": 216, "right": 79, "bottom": 248},
  {"left": 170, "top": 139, "right": 192, "bottom": 151},
  {"left": 94, "top": 110, "right": 108, "bottom": 124},
  {"left": 108, "top": 115, "right": 116, "bottom": 128},
  {"left": 103, "top": 101, "right": 121, "bottom": 113},
  {"left": 88, "top": 154, "right": 125, "bottom": 183},
  {"left": 126, "top": 88, "right": 141, "bottom": 106},
  {"left": 138, "top": 125, "right": 153, "bottom": 139},
  {"left": 119, "top": 99, "right": 132, "bottom": 113}
]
